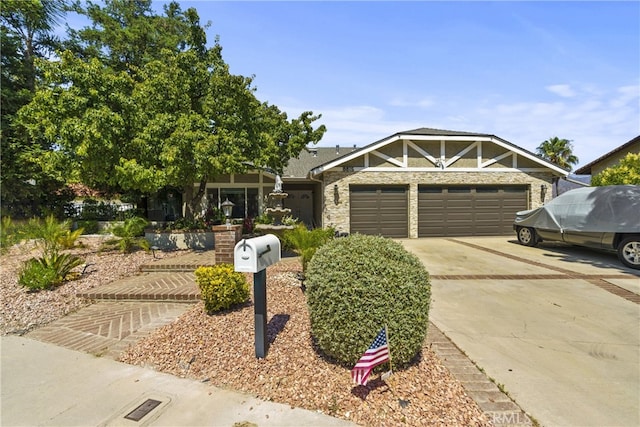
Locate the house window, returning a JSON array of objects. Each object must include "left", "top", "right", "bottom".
[
  {"left": 221, "top": 188, "right": 245, "bottom": 218},
  {"left": 211, "top": 187, "right": 260, "bottom": 219},
  {"left": 247, "top": 188, "right": 259, "bottom": 218},
  {"left": 206, "top": 188, "right": 219, "bottom": 208}
]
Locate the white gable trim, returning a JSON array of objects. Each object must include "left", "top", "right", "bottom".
[
  {"left": 311, "top": 135, "right": 401, "bottom": 174},
  {"left": 446, "top": 141, "right": 478, "bottom": 168},
  {"left": 371, "top": 149, "right": 405, "bottom": 167},
  {"left": 407, "top": 140, "right": 439, "bottom": 165},
  {"left": 480, "top": 151, "right": 513, "bottom": 168},
  {"left": 310, "top": 132, "right": 569, "bottom": 176}
]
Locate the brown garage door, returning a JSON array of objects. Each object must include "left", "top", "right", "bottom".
[
  {"left": 418, "top": 185, "right": 527, "bottom": 237},
  {"left": 350, "top": 186, "right": 408, "bottom": 238}
]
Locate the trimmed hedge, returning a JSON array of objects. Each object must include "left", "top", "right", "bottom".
[
  {"left": 195, "top": 264, "right": 250, "bottom": 313},
  {"left": 305, "top": 234, "right": 430, "bottom": 368}
]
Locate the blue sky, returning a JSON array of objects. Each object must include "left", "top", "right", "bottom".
[{"left": 67, "top": 1, "right": 640, "bottom": 169}]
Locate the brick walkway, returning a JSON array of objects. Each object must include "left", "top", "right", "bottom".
[
  {"left": 78, "top": 272, "right": 200, "bottom": 301},
  {"left": 140, "top": 250, "right": 217, "bottom": 272},
  {"left": 25, "top": 249, "right": 531, "bottom": 426},
  {"left": 25, "top": 252, "right": 211, "bottom": 358},
  {"left": 26, "top": 301, "right": 192, "bottom": 360}
]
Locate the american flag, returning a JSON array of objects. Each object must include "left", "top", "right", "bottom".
[{"left": 351, "top": 327, "right": 390, "bottom": 386}]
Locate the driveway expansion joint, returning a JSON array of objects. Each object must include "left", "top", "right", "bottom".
[{"left": 447, "top": 238, "right": 640, "bottom": 304}]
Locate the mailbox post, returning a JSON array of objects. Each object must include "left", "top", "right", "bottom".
[{"left": 234, "top": 234, "right": 281, "bottom": 358}]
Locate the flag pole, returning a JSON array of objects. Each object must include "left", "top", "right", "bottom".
[{"left": 385, "top": 323, "right": 393, "bottom": 373}]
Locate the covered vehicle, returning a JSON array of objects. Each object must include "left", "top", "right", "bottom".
[{"left": 514, "top": 185, "right": 640, "bottom": 269}]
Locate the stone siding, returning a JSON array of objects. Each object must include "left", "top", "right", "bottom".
[{"left": 322, "top": 170, "right": 553, "bottom": 238}]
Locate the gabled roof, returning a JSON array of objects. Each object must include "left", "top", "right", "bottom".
[
  {"left": 398, "top": 127, "right": 493, "bottom": 137},
  {"left": 309, "top": 128, "right": 570, "bottom": 177},
  {"left": 574, "top": 135, "right": 640, "bottom": 175},
  {"left": 283, "top": 146, "right": 358, "bottom": 179}
]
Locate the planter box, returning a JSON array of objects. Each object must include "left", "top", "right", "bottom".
[{"left": 145, "top": 231, "right": 214, "bottom": 250}]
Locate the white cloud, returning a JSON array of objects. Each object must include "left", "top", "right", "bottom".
[
  {"left": 546, "top": 84, "right": 576, "bottom": 98},
  {"left": 466, "top": 84, "right": 639, "bottom": 166},
  {"left": 610, "top": 83, "right": 640, "bottom": 108},
  {"left": 388, "top": 97, "right": 435, "bottom": 109},
  {"left": 321, "top": 105, "right": 386, "bottom": 122},
  {"left": 308, "top": 105, "right": 424, "bottom": 148},
  {"left": 278, "top": 83, "right": 638, "bottom": 169}
]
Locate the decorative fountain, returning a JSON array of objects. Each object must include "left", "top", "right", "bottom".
[{"left": 255, "top": 175, "right": 295, "bottom": 235}]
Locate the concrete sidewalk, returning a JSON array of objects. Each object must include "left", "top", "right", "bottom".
[{"left": 1, "top": 334, "right": 355, "bottom": 427}]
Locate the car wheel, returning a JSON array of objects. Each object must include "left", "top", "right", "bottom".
[
  {"left": 516, "top": 227, "right": 538, "bottom": 247},
  {"left": 618, "top": 237, "right": 640, "bottom": 270}
]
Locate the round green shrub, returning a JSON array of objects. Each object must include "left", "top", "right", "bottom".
[
  {"left": 305, "top": 234, "right": 430, "bottom": 368},
  {"left": 195, "top": 264, "right": 250, "bottom": 313}
]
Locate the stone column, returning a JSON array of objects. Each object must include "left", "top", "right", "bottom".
[{"left": 212, "top": 225, "right": 242, "bottom": 264}]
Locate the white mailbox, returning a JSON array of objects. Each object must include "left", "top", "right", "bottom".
[{"left": 234, "top": 234, "right": 281, "bottom": 273}]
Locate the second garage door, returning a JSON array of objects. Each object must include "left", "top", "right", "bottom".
[
  {"left": 350, "top": 186, "right": 408, "bottom": 238},
  {"left": 418, "top": 185, "right": 528, "bottom": 237}
]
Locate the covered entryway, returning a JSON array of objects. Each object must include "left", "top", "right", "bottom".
[
  {"left": 285, "top": 189, "right": 314, "bottom": 228},
  {"left": 418, "top": 185, "right": 528, "bottom": 237},
  {"left": 350, "top": 185, "right": 408, "bottom": 238}
]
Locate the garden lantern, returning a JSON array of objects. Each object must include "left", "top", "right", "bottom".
[{"left": 221, "top": 198, "right": 235, "bottom": 227}]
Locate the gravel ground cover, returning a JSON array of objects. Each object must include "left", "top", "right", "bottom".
[
  {"left": 120, "top": 261, "right": 492, "bottom": 426},
  {"left": 2, "top": 241, "right": 492, "bottom": 426},
  {"left": 0, "top": 236, "right": 188, "bottom": 335}
]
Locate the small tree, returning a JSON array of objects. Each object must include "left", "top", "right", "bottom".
[
  {"left": 591, "top": 153, "right": 640, "bottom": 186},
  {"left": 536, "top": 137, "right": 579, "bottom": 195}
]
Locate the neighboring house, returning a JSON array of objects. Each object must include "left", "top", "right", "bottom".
[
  {"left": 193, "top": 128, "right": 568, "bottom": 238},
  {"left": 66, "top": 183, "right": 134, "bottom": 219},
  {"left": 574, "top": 135, "right": 640, "bottom": 177},
  {"left": 557, "top": 174, "right": 590, "bottom": 195}
]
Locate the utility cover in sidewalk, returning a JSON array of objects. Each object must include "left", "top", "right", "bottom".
[{"left": 124, "top": 399, "right": 162, "bottom": 422}]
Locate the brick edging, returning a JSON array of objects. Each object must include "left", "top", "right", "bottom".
[
  {"left": 427, "top": 322, "right": 534, "bottom": 426},
  {"left": 448, "top": 239, "right": 639, "bottom": 305}
]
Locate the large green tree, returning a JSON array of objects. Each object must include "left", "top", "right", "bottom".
[
  {"left": 1, "top": 0, "right": 72, "bottom": 218},
  {"left": 63, "top": 0, "right": 197, "bottom": 76},
  {"left": 536, "top": 136, "right": 579, "bottom": 195},
  {"left": 17, "top": 0, "right": 326, "bottom": 218},
  {"left": 591, "top": 153, "right": 640, "bottom": 186}
]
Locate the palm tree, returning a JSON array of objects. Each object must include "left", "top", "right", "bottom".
[{"left": 536, "top": 137, "right": 579, "bottom": 195}]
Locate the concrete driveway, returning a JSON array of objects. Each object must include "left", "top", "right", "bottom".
[{"left": 399, "top": 236, "right": 640, "bottom": 427}]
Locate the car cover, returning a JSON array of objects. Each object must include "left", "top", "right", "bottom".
[{"left": 515, "top": 185, "right": 640, "bottom": 233}]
